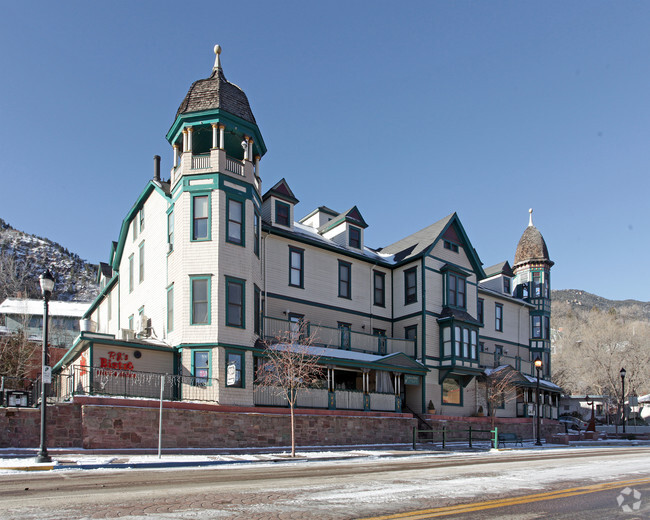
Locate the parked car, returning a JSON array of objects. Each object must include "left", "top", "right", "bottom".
[{"left": 558, "top": 416, "right": 588, "bottom": 431}]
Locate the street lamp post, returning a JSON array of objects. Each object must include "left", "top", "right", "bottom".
[
  {"left": 620, "top": 367, "right": 626, "bottom": 434},
  {"left": 36, "top": 269, "right": 54, "bottom": 464},
  {"left": 585, "top": 395, "right": 596, "bottom": 432},
  {"left": 534, "top": 357, "right": 543, "bottom": 446}
]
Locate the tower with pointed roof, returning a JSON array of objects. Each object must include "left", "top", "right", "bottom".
[{"left": 513, "top": 209, "right": 554, "bottom": 376}]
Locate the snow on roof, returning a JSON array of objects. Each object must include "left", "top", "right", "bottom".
[
  {"left": 270, "top": 343, "right": 402, "bottom": 365},
  {"left": 290, "top": 221, "right": 394, "bottom": 262},
  {"left": 523, "top": 374, "right": 562, "bottom": 390},
  {"left": 0, "top": 298, "right": 90, "bottom": 318}
]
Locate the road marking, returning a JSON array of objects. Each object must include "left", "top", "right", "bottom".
[{"left": 357, "top": 476, "right": 650, "bottom": 519}]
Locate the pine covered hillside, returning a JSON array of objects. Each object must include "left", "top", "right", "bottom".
[{"left": 0, "top": 218, "right": 99, "bottom": 302}]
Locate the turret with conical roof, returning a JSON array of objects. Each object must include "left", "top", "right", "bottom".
[
  {"left": 512, "top": 209, "right": 553, "bottom": 377},
  {"left": 165, "top": 45, "right": 266, "bottom": 191}
]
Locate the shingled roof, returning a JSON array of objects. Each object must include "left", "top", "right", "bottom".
[
  {"left": 176, "top": 47, "right": 256, "bottom": 124},
  {"left": 513, "top": 210, "right": 553, "bottom": 267},
  {"left": 380, "top": 213, "right": 455, "bottom": 262}
]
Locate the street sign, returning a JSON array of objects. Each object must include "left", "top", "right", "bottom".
[{"left": 42, "top": 366, "right": 52, "bottom": 384}]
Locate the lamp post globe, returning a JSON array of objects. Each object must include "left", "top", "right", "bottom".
[
  {"left": 36, "top": 269, "right": 54, "bottom": 463},
  {"left": 534, "top": 357, "right": 543, "bottom": 446}
]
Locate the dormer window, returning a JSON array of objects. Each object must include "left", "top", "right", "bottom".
[
  {"left": 503, "top": 278, "right": 510, "bottom": 294},
  {"left": 349, "top": 226, "right": 361, "bottom": 249},
  {"left": 276, "top": 201, "right": 290, "bottom": 226},
  {"left": 444, "top": 240, "right": 459, "bottom": 253}
]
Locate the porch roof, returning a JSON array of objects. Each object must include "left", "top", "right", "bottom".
[{"left": 271, "top": 343, "right": 427, "bottom": 374}]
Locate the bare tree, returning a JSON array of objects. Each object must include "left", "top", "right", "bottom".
[
  {"left": 552, "top": 303, "right": 650, "bottom": 412},
  {"left": 0, "top": 330, "right": 39, "bottom": 378},
  {"left": 255, "top": 322, "right": 324, "bottom": 457},
  {"left": 481, "top": 366, "right": 523, "bottom": 430},
  {"left": 0, "top": 253, "right": 38, "bottom": 301}
]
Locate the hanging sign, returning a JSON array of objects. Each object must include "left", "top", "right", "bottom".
[
  {"left": 404, "top": 374, "right": 420, "bottom": 386},
  {"left": 42, "top": 366, "right": 52, "bottom": 384}
]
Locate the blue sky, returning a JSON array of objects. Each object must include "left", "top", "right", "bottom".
[{"left": 1, "top": 1, "right": 648, "bottom": 302}]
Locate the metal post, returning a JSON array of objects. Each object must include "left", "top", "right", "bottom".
[
  {"left": 621, "top": 368, "right": 626, "bottom": 434},
  {"left": 468, "top": 426, "right": 472, "bottom": 448},
  {"left": 492, "top": 426, "right": 498, "bottom": 449},
  {"left": 412, "top": 427, "right": 417, "bottom": 450},
  {"left": 36, "top": 288, "right": 52, "bottom": 463},
  {"left": 535, "top": 366, "right": 542, "bottom": 446},
  {"left": 442, "top": 427, "right": 446, "bottom": 449},
  {"left": 158, "top": 374, "right": 165, "bottom": 459}
]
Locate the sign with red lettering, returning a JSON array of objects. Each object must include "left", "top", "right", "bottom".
[{"left": 97, "top": 351, "right": 136, "bottom": 378}]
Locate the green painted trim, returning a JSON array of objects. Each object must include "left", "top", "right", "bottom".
[
  {"left": 190, "top": 192, "right": 212, "bottom": 242},
  {"left": 83, "top": 275, "right": 118, "bottom": 319},
  {"left": 373, "top": 270, "right": 386, "bottom": 307},
  {"left": 166, "top": 109, "right": 267, "bottom": 157},
  {"left": 404, "top": 266, "right": 417, "bottom": 305},
  {"left": 225, "top": 349, "right": 245, "bottom": 389},
  {"left": 420, "top": 256, "right": 426, "bottom": 413},
  {"left": 190, "top": 275, "right": 212, "bottom": 325},
  {"left": 225, "top": 194, "right": 246, "bottom": 247},
  {"left": 266, "top": 292, "right": 392, "bottom": 322},
  {"left": 111, "top": 181, "right": 170, "bottom": 271},
  {"left": 225, "top": 276, "right": 246, "bottom": 329},
  {"left": 263, "top": 224, "right": 392, "bottom": 266},
  {"left": 348, "top": 225, "right": 362, "bottom": 249},
  {"left": 393, "top": 311, "right": 422, "bottom": 323},
  {"left": 338, "top": 260, "right": 352, "bottom": 299},
  {"left": 166, "top": 285, "right": 174, "bottom": 334},
  {"left": 253, "top": 210, "right": 261, "bottom": 258},
  {"left": 274, "top": 200, "right": 291, "bottom": 227},
  {"left": 288, "top": 246, "right": 304, "bottom": 288},
  {"left": 478, "top": 335, "right": 530, "bottom": 349},
  {"left": 190, "top": 349, "right": 212, "bottom": 386}
]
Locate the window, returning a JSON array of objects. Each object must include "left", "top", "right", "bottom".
[
  {"left": 167, "top": 286, "right": 174, "bottom": 333},
  {"left": 532, "top": 315, "right": 542, "bottom": 338},
  {"left": 478, "top": 298, "right": 484, "bottom": 324},
  {"left": 254, "top": 285, "right": 261, "bottom": 336},
  {"left": 503, "top": 278, "right": 510, "bottom": 294},
  {"left": 373, "top": 328, "right": 387, "bottom": 354},
  {"left": 226, "top": 277, "right": 245, "bottom": 328},
  {"left": 225, "top": 351, "right": 244, "bottom": 388},
  {"left": 495, "top": 303, "right": 503, "bottom": 332},
  {"left": 404, "top": 267, "right": 417, "bottom": 305},
  {"left": 167, "top": 210, "right": 174, "bottom": 251},
  {"left": 132, "top": 218, "right": 138, "bottom": 241},
  {"left": 190, "top": 276, "right": 210, "bottom": 325},
  {"left": 128, "top": 314, "right": 134, "bottom": 330},
  {"left": 289, "top": 313, "right": 305, "bottom": 343},
  {"left": 349, "top": 226, "right": 361, "bottom": 248},
  {"left": 444, "top": 240, "right": 459, "bottom": 253},
  {"left": 338, "top": 260, "right": 351, "bottom": 299},
  {"left": 138, "top": 242, "right": 145, "bottom": 283},
  {"left": 544, "top": 316, "right": 550, "bottom": 339},
  {"left": 192, "top": 195, "right": 209, "bottom": 241},
  {"left": 533, "top": 272, "right": 542, "bottom": 297},
  {"left": 289, "top": 247, "right": 304, "bottom": 288},
  {"left": 405, "top": 324, "right": 417, "bottom": 357},
  {"left": 442, "top": 377, "right": 462, "bottom": 405},
  {"left": 373, "top": 271, "right": 385, "bottom": 307},
  {"left": 226, "top": 197, "right": 244, "bottom": 245},
  {"left": 447, "top": 273, "right": 466, "bottom": 308},
  {"left": 470, "top": 330, "right": 478, "bottom": 359},
  {"left": 193, "top": 350, "right": 210, "bottom": 386},
  {"left": 454, "top": 325, "right": 461, "bottom": 357},
  {"left": 495, "top": 345, "right": 503, "bottom": 366},
  {"left": 254, "top": 211, "right": 260, "bottom": 257},
  {"left": 107, "top": 291, "right": 112, "bottom": 322},
  {"left": 275, "top": 201, "right": 290, "bottom": 226},
  {"left": 338, "top": 322, "right": 351, "bottom": 349},
  {"left": 138, "top": 306, "right": 145, "bottom": 330},
  {"left": 128, "top": 254, "right": 134, "bottom": 293},
  {"left": 139, "top": 208, "right": 145, "bottom": 232}
]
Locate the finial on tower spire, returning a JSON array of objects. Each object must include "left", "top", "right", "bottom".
[
  {"left": 213, "top": 44, "right": 222, "bottom": 70},
  {"left": 528, "top": 208, "right": 534, "bottom": 227}
]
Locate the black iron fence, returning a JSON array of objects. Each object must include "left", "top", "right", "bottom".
[{"left": 1, "top": 366, "right": 222, "bottom": 405}]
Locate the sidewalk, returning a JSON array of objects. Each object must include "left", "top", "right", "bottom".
[{"left": 3, "top": 438, "right": 649, "bottom": 473}]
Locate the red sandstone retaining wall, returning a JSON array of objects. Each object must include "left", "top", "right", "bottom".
[
  {"left": 0, "top": 399, "right": 562, "bottom": 450},
  {"left": 0, "top": 403, "right": 82, "bottom": 448}
]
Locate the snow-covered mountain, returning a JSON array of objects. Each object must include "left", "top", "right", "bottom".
[{"left": 0, "top": 218, "right": 99, "bottom": 302}]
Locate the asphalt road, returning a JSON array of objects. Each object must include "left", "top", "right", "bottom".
[{"left": 1, "top": 447, "right": 649, "bottom": 519}]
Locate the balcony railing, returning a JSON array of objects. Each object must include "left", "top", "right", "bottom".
[
  {"left": 225, "top": 155, "right": 244, "bottom": 176},
  {"left": 253, "top": 385, "right": 396, "bottom": 411},
  {"left": 191, "top": 154, "right": 211, "bottom": 170},
  {"left": 262, "top": 316, "right": 415, "bottom": 358}
]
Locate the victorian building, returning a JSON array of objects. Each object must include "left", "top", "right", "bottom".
[{"left": 55, "top": 46, "right": 560, "bottom": 420}]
